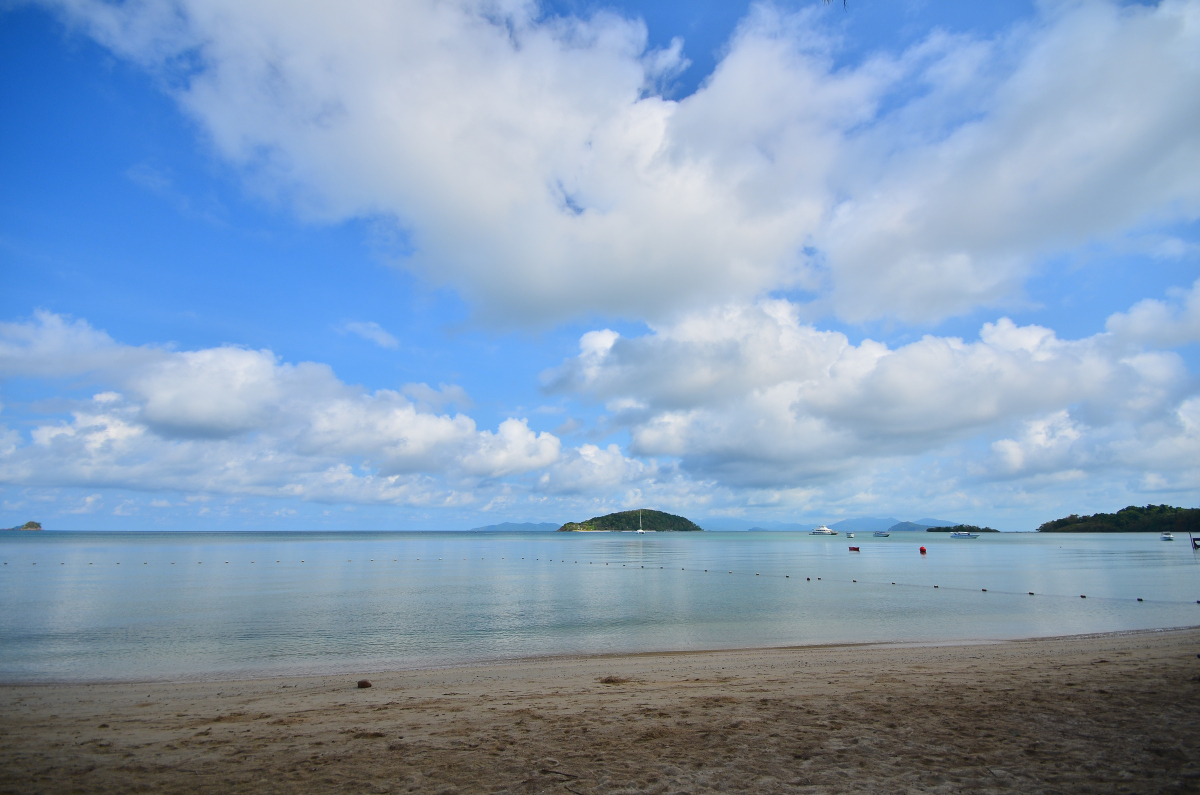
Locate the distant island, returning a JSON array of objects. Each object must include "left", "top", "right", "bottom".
[
  {"left": 3, "top": 521, "right": 42, "bottom": 531},
  {"left": 1038, "top": 505, "right": 1199, "bottom": 533},
  {"left": 558, "top": 509, "right": 702, "bottom": 532},
  {"left": 926, "top": 524, "right": 998, "bottom": 533}
]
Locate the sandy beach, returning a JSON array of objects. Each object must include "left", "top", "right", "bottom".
[{"left": 2, "top": 628, "right": 1198, "bottom": 794}]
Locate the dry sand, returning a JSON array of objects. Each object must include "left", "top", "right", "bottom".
[{"left": 3, "top": 628, "right": 1199, "bottom": 794}]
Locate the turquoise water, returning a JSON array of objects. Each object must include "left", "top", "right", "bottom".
[{"left": 1, "top": 531, "right": 1198, "bottom": 682}]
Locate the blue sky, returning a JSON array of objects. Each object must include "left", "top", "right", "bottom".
[{"left": 2, "top": 0, "right": 1198, "bottom": 531}]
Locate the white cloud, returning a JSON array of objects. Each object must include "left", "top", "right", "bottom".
[
  {"left": 1106, "top": 277, "right": 1200, "bottom": 348},
  {"left": 538, "top": 443, "right": 652, "bottom": 494},
  {"left": 459, "top": 418, "right": 560, "bottom": 478},
  {"left": 0, "top": 310, "right": 164, "bottom": 377},
  {"left": 39, "top": 0, "right": 1200, "bottom": 325},
  {"left": 547, "top": 294, "right": 1200, "bottom": 491},
  {"left": 342, "top": 320, "right": 399, "bottom": 349},
  {"left": 0, "top": 313, "right": 562, "bottom": 504},
  {"left": 820, "top": 0, "right": 1200, "bottom": 322}
]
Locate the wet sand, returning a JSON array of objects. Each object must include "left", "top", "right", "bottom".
[{"left": 2, "top": 628, "right": 1199, "bottom": 794}]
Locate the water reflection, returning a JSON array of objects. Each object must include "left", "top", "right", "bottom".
[{"left": 0, "top": 531, "right": 1197, "bottom": 681}]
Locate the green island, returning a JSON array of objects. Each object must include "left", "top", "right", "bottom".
[
  {"left": 3, "top": 521, "right": 42, "bottom": 531},
  {"left": 926, "top": 524, "right": 998, "bottom": 533},
  {"left": 558, "top": 509, "right": 702, "bottom": 532},
  {"left": 1037, "top": 504, "right": 1199, "bottom": 533}
]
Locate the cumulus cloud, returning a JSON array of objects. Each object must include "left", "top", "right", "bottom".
[
  {"left": 0, "top": 313, "right": 562, "bottom": 503},
  {"left": 1106, "top": 277, "right": 1200, "bottom": 348},
  {"left": 821, "top": 0, "right": 1200, "bottom": 322},
  {"left": 538, "top": 443, "right": 652, "bottom": 495},
  {"left": 39, "top": 0, "right": 1200, "bottom": 325},
  {"left": 547, "top": 294, "right": 1200, "bottom": 490},
  {"left": 0, "top": 310, "right": 164, "bottom": 377}
]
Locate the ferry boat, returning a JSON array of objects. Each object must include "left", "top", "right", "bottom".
[
  {"left": 950, "top": 531, "right": 980, "bottom": 539},
  {"left": 809, "top": 525, "right": 837, "bottom": 536}
]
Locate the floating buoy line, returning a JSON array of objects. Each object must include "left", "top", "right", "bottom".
[{"left": 2, "top": 555, "right": 1194, "bottom": 604}]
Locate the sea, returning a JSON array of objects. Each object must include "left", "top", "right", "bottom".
[{"left": 1, "top": 530, "right": 1197, "bottom": 683}]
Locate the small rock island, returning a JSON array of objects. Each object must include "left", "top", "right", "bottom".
[
  {"left": 3, "top": 521, "right": 43, "bottom": 531},
  {"left": 558, "top": 509, "right": 702, "bottom": 532}
]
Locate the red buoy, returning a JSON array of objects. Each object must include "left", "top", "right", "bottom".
[{"left": 919, "top": 546, "right": 927, "bottom": 554}]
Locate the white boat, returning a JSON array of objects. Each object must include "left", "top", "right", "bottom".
[
  {"left": 846, "top": 532, "right": 855, "bottom": 538},
  {"left": 873, "top": 531, "right": 890, "bottom": 537},
  {"left": 810, "top": 525, "right": 837, "bottom": 536},
  {"left": 636, "top": 510, "right": 645, "bottom": 534},
  {"left": 1161, "top": 531, "right": 1174, "bottom": 541},
  {"left": 950, "top": 531, "right": 980, "bottom": 539}
]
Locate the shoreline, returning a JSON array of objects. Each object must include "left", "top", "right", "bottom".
[
  {"left": 4, "top": 625, "right": 1198, "bottom": 688},
  {"left": 4, "top": 627, "right": 1198, "bottom": 793}
]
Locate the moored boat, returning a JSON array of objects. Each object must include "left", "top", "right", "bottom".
[
  {"left": 950, "top": 531, "right": 980, "bottom": 539},
  {"left": 873, "top": 531, "right": 890, "bottom": 537},
  {"left": 810, "top": 525, "right": 837, "bottom": 536},
  {"left": 1161, "top": 531, "right": 1174, "bottom": 541}
]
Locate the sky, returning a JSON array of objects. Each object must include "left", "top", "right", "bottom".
[{"left": 1, "top": 0, "right": 1198, "bottom": 531}]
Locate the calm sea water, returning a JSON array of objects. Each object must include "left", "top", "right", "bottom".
[{"left": 1, "top": 531, "right": 1198, "bottom": 682}]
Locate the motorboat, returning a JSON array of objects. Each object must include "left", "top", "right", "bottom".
[
  {"left": 810, "top": 525, "right": 837, "bottom": 536},
  {"left": 848, "top": 546, "right": 860, "bottom": 552},
  {"left": 873, "top": 531, "right": 890, "bottom": 537},
  {"left": 846, "top": 532, "right": 855, "bottom": 538},
  {"left": 950, "top": 531, "right": 980, "bottom": 539},
  {"left": 1161, "top": 531, "right": 1174, "bottom": 541}
]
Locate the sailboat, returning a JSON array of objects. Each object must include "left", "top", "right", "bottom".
[{"left": 636, "top": 509, "right": 645, "bottom": 534}]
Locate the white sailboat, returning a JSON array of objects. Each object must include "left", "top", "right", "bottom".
[{"left": 636, "top": 509, "right": 645, "bottom": 534}]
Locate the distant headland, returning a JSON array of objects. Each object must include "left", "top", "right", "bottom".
[
  {"left": 3, "top": 521, "right": 42, "bottom": 531},
  {"left": 1038, "top": 505, "right": 1199, "bottom": 533},
  {"left": 558, "top": 509, "right": 702, "bottom": 532}
]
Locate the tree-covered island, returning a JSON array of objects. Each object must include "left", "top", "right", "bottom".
[
  {"left": 558, "top": 509, "right": 703, "bottom": 532},
  {"left": 926, "top": 524, "right": 999, "bottom": 532},
  {"left": 1037, "top": 505, "right": 1199, "bottom": 533},
  {"left": 3, "top": 521, "right": 42, "bottom": 531}
]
